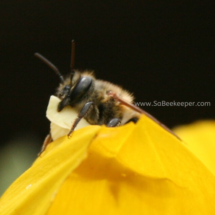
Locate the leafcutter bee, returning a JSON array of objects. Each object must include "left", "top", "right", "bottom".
[{"left": 35, "top": 41, "right": 179, "bottom": 154}]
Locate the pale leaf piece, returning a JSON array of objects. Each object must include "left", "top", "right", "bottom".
[{"left": 46, "top": 96, "right": 90, "bottom": 140}]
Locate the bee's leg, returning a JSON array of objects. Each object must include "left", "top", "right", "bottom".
[
  {"left": 68, "top": 101, "right": 94, "bottom": 137},
  {"left": 107, "top": 118, "right": 121, "bottom": 127},
  {"left": 38, "top": 133, "right": 52, "bottom": 156},
  {"left": 125, "top": 117, "right": 139, "bottom": 124}
]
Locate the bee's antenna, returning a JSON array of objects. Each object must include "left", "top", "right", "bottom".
[
  {"left": 34, "top": 53, "right": 64, "bottom": 83},
  {"left": 71, "top": 40, "right": 75, "bottom": 71}
]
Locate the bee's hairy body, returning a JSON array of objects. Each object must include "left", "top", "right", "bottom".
[
  {"left": 34, "top": 50, "right": 180, "bottom": 155},
  {"left": 56, "top": 71, "right": 140, "bottom": 126}
]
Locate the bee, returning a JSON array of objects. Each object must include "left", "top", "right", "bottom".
[{"left": 35, "top": 42, "right": 179, "bottom": 154}]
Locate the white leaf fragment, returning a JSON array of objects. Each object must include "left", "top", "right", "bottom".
[{"left": 46, "top": 96, "right": 90, "bottom": 140}]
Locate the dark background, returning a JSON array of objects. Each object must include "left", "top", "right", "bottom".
[{"left": 0, "top": 0, "right": 214, "bottom": 149}]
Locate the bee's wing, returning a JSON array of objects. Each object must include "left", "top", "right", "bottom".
[{"left": 107, "top": 91, "right": 181, "bottom": 141}]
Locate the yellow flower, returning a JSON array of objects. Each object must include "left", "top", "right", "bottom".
[
  {"left": 1, "top": 116, "right": 215, "bottom": 215},
  {"left": 173, "top": 120, "right": 215, "bottom": 176}
]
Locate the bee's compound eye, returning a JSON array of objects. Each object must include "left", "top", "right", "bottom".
[
  {"left": 67, "top": 76, "right": 93, "bottom": 105},
  {"left": 72, "top": 77, "right": 93, "bottom": 98}
]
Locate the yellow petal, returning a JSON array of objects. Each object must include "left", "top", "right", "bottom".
[
  {"left": 0, "top": 126, "right": 101, "bottom": 215},
  {"left": 173, "top": 120, "right": 215, "bottom": 176},
  {"left": 47, "top": 116, "right": 215, "bottom": 214},
  {"left": 1, "top": 116, "right": 215, "bottom": 215}
]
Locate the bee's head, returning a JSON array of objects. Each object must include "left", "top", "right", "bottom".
[
  {"left": 57, "top": 71, "right": 94, "bottom": 111},
  {"left": 34, "top": 52, "right": 95, "bottom": 112}
]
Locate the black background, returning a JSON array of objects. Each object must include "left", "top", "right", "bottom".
[{"left": 0, "top": 0, "right": 214, "bottom": 148}]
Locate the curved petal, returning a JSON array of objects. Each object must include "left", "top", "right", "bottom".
[
  {"left": 46, "top": 116, "right": 215, "bottom": 215},
  {"left": 173, "top": 120, "right": 215, "bottom": 176},
  {"left": 1, "top": 117, "right": 215, "bottom": 215},
  {"left": 0, "top": 126, "right": 101, "bottom": 215}
]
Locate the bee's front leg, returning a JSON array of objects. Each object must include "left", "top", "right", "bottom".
[{"left": 68, "top": 101, "right": 94, "bottom": 137}]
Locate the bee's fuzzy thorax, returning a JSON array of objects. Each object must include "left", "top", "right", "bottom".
[{"left": 56, "top": 70, "right": 140, "bottom": 126}]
